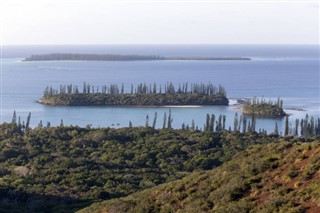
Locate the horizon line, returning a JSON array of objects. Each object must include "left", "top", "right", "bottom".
[{"left": 1, "top": 43, "right": 319, "bottom": 46}]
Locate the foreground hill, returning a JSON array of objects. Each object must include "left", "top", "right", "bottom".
[
  {"left": 79, "top": 141, "right": 320, "bottom": 213},
  {"left": 0, "top": 124, "right": 277, "bottom": 212}
]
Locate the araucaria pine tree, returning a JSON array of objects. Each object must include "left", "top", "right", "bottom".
[
  {"left": 152, "top": 112, "right": 157, "bottom": 129},
  {"left": 12, "top": 111, "right": 17, "bottom": 124},
  {"left": 274, "top": 122, "right": 279, "bottom": 135},
  {"left": 285, "top": 115, "right": 289, "bottom": 136},
  {"left": 26, "top": 112, "right": 31, "bottom": 129},
  {"left": 233, "top": 113, "right": 238, "bottom": 131},
  {"left": 167, "top": 109, "right": 173, "bottom": 129},
  {"left": 145, "top": 115, "right": 149, "bottom": 128},
  {"left": 205, "top": 114, "right": 210, "bottom": 131},
  {"left": 209, "top": 114, "right": 215, "bottom": 132},
  {"left": 163, "top": 112, "right": 167, "bottom": 129},
  {"left": 191, "top": 119, "right": 195, "bottom": 131}
]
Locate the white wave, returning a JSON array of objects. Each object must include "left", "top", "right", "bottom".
[{"left": 228, "top": 99, "right": 239, "bottom": 106}]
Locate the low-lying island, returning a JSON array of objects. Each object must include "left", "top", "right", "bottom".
[
  {"left": 24, "top": 53, "right": 251, "bottom": 61},
  {"left": 39, "top": 82, "right": 229, "bottom": 106},
  {"left": 242, "top": 97, "right": 287, "bottom": 117}
]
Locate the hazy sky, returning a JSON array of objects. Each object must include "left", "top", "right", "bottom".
[{"left": 0, "top": 0, "right": 319, "bottom": 45}]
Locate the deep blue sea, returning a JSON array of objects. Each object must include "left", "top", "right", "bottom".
[{"left": 1, "top": 45, "right": 319, "bottom": 133}]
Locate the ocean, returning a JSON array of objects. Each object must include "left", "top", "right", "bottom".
[{"left": 1, "top": 45, "right": 319, "bottom": 133}]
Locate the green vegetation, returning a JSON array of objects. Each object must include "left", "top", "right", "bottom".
[
  {"left": 39, "top": 82, "right": 228, "bottom": 106},
  {"left": 0, "top": 120, "right": 300, "bottom": 213},
  {"left": 243, "top": 97, "right": 286, "bottom": 117},
  {"left": 79, "top": 141, "right": 320, "bottom": 213},
  {"left": 24, "top": 53, "right": 251, "bottom": 61},
  {"left": 1, "top": 111, "right": 319, "bottom": 212}
]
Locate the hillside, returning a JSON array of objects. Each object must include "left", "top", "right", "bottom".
[
  {"left": 79, "top": 141, "right": 320, "bottom": 213},
  {"left": 0, "top": 123, "right": 276, "bottom": 213}
]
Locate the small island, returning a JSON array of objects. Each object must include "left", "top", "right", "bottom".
[
  {"left": 24, "top": 53, "right": 251, "bottom": 61},
  {"left": 242, "top": 97, "right": 287, "bottom": 117},
  {"left": 39, "top": 82, "right": 229, "bottom": 106}
]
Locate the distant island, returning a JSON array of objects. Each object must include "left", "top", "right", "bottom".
[
  {"left": 24, "top": 53, "right": 251, "bottom": 61},
  {"left": 39, "top": 82, "right": 229, "bottom": 106},
  {"left": 242, "top": 97, "right": 287, "bottom": 117}
]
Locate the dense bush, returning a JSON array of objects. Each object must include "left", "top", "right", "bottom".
[{"left": 0, "top": 123, "right": 277, "bottom": 212}]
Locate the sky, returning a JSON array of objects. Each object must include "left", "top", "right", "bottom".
[{"left": 0, "top": 0, "right": 319, "bottom": 45}]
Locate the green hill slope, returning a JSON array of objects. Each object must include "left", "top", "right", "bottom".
[
  {"left": 0, "top": 124, "right": 278, "bottom": 212},
  {"left": 79, "top": 141, "right": 320, "bottom": 213}
]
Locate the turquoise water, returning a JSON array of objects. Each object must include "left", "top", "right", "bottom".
[{"left": 1, "top": 45, "right": 319, "bottom": 133}]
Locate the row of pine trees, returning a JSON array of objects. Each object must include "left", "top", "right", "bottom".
[
  {"left": 201, "top": 112, "right": 257, "bottom": 133},
  {"left": 43, "top": 82, "right": 227, "bottom": 97},
  {"left": 133, "top": 111, "right": 320, "bottom": 137},
  {"left": 8, "top": 110, "right": 320, "bottom": 138},
  {"left": 281, "top": 114, "right": 320, "bottom": 138}
]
